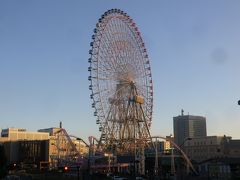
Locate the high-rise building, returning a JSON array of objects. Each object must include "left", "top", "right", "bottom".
[{"left": 173, "top": 110, "right": 207, "bottom": 146}]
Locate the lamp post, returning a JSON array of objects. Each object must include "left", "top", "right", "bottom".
[
  {"left": 151, "top": 136, "right": 198, "bottom": 177},
  {"left": 76, "top": 138, "right": 90, "bottom": 176},
  {"left": 179, "top": 137, "right": 192, "bottom": 175},
  {"left": 179, "top": 137, "right": 192, "bottom": 150},
  {"left": 75, "top": 138, "right": 83, "bottom": 180},
  {"left": 104, "top": 153, "right": 113, "bottom": 173}
]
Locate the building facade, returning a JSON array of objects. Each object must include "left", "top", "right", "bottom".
[
  {"left": 0, "top": 127, "right": 89, "bottom": 168},
  {"left": 38, "top": 127, "right": 61, "bottom": 136},
  {"left": 173, "top": 112, "right": 207, "bottom": 146},
  {"left": 1, "top": 128, "right": 49, "bottom": 141},
  {"left": 0, "top": 128, "right": 50, "bottom": 164},
  {"left": 222, "top": 138, "right": 240, "bottom": 158},
  {"left": 184, "top": 136, "right": 240, "bottom": 179},
  {"left": 184, "top": 136, "right": 231, "bottom": 163}
]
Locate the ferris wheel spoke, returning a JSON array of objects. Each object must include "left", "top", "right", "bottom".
[
  {"left": 103, "top": 22, "right": 130, "bottom": 74},
  {"left": 99, "top": 28, "right": 120, "bottom": 69},
  {"left": 99, "top": 41, "right": 118, "bottom": 71},
  {"left": 125, "top": 27, "right": 147, "bottom": 77}
]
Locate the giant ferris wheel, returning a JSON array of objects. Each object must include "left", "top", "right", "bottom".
[{"left": 88, "top": 9, "right": 153, "bottom": 173}]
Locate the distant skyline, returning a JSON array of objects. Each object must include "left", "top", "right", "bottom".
[{"left": 0, "top": 0, "right": 240, "bottom": 141}]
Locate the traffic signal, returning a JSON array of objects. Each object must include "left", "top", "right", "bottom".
[
  {"left": 238, "top": 100, "right": 240, "bottom": 105},
  {"left": 64, "top": 166, "right": 68, "bottom": 171},
  {"left": 59, "top": 166, "right": 69, "bottom": 172},
  {"left": 8, "top": 163, "right": 18, "bottom": 170}
]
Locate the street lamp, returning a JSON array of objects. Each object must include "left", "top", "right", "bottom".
[
  {"left": 104, "top": 153, "right": 113, "bottom": 172},
  {"left": 179, "top": 137, "right": 192, "bottom": 149},
  {"left": 179, "top": 137, "right": 193, "bottom": 175},
  {"left": 75, "top": 138, "right": 83, "bottom": 180},
  {"left": 76, "top": 138, "right": 91, "bottom": 175},
  {"left": 151, "top": 136, "right": 198, "bottom": 176}
]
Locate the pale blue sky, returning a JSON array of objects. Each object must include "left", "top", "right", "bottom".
[{"left": 0, "top": 0, "right": 240, "bottom": 141}]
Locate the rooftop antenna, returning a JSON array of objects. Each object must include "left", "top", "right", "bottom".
[
  {"left": 181, "top": 109, "right": 184, "bottom": 116},
  {"left": 60, "top": 121, "right": 62, "bottom": 128}
]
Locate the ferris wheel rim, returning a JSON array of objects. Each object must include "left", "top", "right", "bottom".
[{"left": 88, "top": 9, "right": 153, "bottom": 132}]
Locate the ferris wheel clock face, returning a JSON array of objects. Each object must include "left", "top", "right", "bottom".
[{"left": 88, "top": 9, "right": 153, "bottom": 148}]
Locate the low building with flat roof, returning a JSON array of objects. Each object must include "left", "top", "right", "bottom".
[
  {"left": 184, "top": 136, "right": 231, "bottom": 163},
  {"left": 1, "top": 128, "right": 49, "bottom": 141},
  {"left": 0, "top": 128, "right": 50, "bottom": 164}
]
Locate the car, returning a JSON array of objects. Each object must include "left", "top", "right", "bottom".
[
  {"left": 112, "top": 176, "right": 121, "bottom": 179},
  {"left": 112, "top": 176, "right": 127, "bottom": 180},
  {"left": 107, "top": 172, "right": 113, "bottom": 177},
  {"left": 136, "top": 177, "right": 145, "bottom": 180}
]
